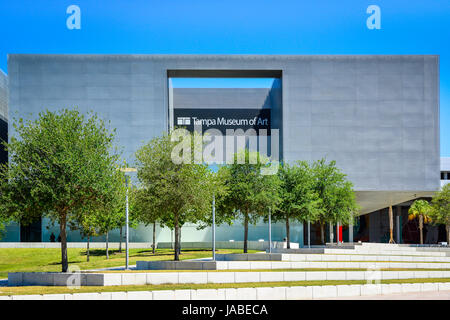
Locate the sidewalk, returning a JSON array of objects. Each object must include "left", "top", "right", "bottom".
[{"left": 325, "top": 290, "right": 450, "bottom": 300}]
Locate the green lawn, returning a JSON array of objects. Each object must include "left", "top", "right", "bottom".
[
  {"left": 0, "top": 247, "right": 258, "bottom": 278},
  {"left": 1, "top": 278, "right": 449, "bottom": 296}
]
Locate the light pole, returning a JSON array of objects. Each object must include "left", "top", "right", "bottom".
[
  {"left": 212, "top": 194, "right": 216, "bottom": 261},
  {"left": 120, "top": 167, "right": 136, "bottom": 270},
  {"left": 268, "top": 208, "right": 272, "bottom": 253}
]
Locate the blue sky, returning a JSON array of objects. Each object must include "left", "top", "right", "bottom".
[{"left": 0, "top": 0, "right": 449, "bottom": 154}]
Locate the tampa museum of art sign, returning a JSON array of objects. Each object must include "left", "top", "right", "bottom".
[{"left": 172, "top": 108, "right": 279, "bottom": 174}]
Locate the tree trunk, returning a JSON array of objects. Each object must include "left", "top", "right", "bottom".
[
  {"left": 119, "top": 227, "right": 122, "bottom": 253},
  {"left": 152, "top": 222, "right": 156, "bottom": 255},
  {"left": 106, "top": 231, "right": 109, "bottom": 259},
  {"left": 329, "top": 223, "right": 334, "bottom": 244},
  {"left": 243, "top": 212, "right": 249, "bottom": 253},
  {"left": 320, "top": 222, "right": 325, "bottom": 245},
  {"left": 178, "top": 228, "right": 182, "bottom": 257},
  {"left": 285, "top": 215, "right": 290, "bottom": 249},
  {"left": 418, "top": 215, "right": 424, "bottom": 244},
  {"left": 388, "top": 206, "right": 394, "bottom": 243},
  {"left": 174, "top": 214, "right": 180, "bottom": 261},
  {"left": 60, "top": 215, "right": 68, "bottom": 272},
  {"left": 87, "top": 235, "right": 90, "bottom": 262}
]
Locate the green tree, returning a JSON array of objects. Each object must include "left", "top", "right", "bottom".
[
  {"left": 219, "top": 149, "right": 281, "bottom": 253},
  {"left": 95, "top": 178, "right": 132, "bottom": 259},
  {"left": 0, "top": 220, "right": 6, "bottom": 240},
  {"left": 0, "top": 207, "right": 8, "bottom": 240},
  {"left": 135, "top": 130, "right": 217, "bottom": 261},
  {"left": 69, "top": 213, "right": 99, "bottom": 262},
  {"left": 273, "top": 161, "right": 322, "bottom": 248},
  {"left": 409, "top": 199, "right": 432, "bottom": 245},
  {"left": 312, "top": 159, "right": 358, "bottom": 244},
  {"left": 430, "top": 184, "right": 450, "bottom": 244},
  {"left": 0, "top": 109, "right": 122, "bottom": 272},
  {"left": 132, "top": 187, "right": 160, "bottom": 254}
]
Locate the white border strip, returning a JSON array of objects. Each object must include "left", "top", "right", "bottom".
[{"left": 1, "top": 282, "right": 450, "bottom": 300}]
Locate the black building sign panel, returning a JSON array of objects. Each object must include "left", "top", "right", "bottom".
[{"left": 173, "top": 108, "right": 271, "bottom": 135}]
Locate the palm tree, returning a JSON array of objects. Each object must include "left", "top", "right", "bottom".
[{"left": 408, "top": 200, "right": 432, "bottom": 245}]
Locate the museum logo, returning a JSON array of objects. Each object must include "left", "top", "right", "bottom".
[{"left": 177, "top": 117, "right": 191, "bottom": 125}]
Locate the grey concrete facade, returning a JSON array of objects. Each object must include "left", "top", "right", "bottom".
[
  {"left": 0, "top": 69, "right": 7, "bottom": 121},
  {"left": 4, "top": 54, "right": 440, "bottom": 242}
]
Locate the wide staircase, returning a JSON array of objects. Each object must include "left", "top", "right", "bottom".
[{"left": 6, "top": 243, "right": 450, "bottom": 300}]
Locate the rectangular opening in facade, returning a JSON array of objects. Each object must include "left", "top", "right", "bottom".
[{"left": 167, "top": 70, "right": 283, "bottom": 164}]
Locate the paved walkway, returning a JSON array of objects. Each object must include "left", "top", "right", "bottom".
[{"left": 325, "top": 290, "right": 450, "bottom": 300}]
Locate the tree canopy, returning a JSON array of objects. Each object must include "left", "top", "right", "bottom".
[
  {"left": 0, "top": 109, "right": 123, "bottom": 271},
  {"left": 218, "top": 149, "right": 281, "bottom": 253},
  {"left": 311, "top": 159, "right": 358, "bottom": 244},
  {"left": 135, "top": 129, "right": 220, "bottom": 260},
  {"left": 409, "top": 199, "right": 432, "bottom": 244},
  {"left": 430, "top": 184, "right": 450, "bottom": 243},
  {"left": 273, "top": 161, "right": 322, "bottom": 247}
]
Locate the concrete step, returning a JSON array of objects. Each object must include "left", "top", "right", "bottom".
[
  {"left": 136, "top": 259, "right": 450, "bottom": 271},
  {"left": 216, "top": 252, "right": 450, "bottom": 263},
  {"left": 9, "top": 269, "right": 450, "bottom": 287},
  {"left": 2, "top": 282, "right": 450, "bottom": 300},
  {"left": 216, "top": 261, "right": 450, "bottom": 270},
  {"left": 284, "top": 253, "right": 450, "bottom": 263},
  {"left": 324, "top": 248, "right": 449, "bottom": 257}
]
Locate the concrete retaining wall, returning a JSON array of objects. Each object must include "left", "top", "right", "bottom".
[
  {"left": 326, "top": 243, "right": 450, "bottom": 257},
  {"left": 2, "top": 282, "right": 450, "bottom": 300},
  {"left": 216, "top": 252, "right": 450, "bottom": 263},
  {"left": 326, "top": 248, "right": 450, "bottom": 257},
  {"left": 9, "top": 270, "right": 450, "bottom": 287},
  {"left": 271, "top": 248, "right": 326, "bottom": 254},
  {"left": 216, "top": 253, "right": 282, "bottom": 261},
  {"left": 136, "top": 261, "right": 217, "bottom": 270},
  {"left": 136, "top": 260, "right": 450, "bottom": 271},
  {"left": 282, "top": 253, "right": 450, "bottom": 263},
  {"left": 216, "top": 261, "right": 450, "bottom": 270}
]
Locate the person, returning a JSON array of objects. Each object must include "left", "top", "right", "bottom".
[
  {"left": 50, "top": 232, "right": 56, "bottom": 242},
  {"left": 57, "top": 234, "right": 61, "bottom": 242}
]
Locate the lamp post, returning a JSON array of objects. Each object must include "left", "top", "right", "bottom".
[
  {"left": 120, "top": 167, "right": 136, "bottom": 270},
  {"left": 212, "top": 194, "right": 216, "bottom": 261},
  {"left": 268, "top": 208, "right": 272, "bottom": 253}
]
